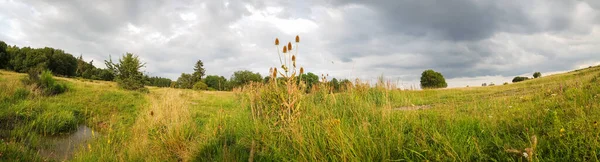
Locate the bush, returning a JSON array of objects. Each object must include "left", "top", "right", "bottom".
[
  {"left": 503, "top": 82, "right": 509, "bottom": 85},
  {"left": 533, "top": 72, "right": 542, "bottom": 78},
  {"left": 23, "top": 70, "right": 67, "bottom": 96},
  {"left": 105, "top": 53, "right": 146, "bottom": 91},
  {"left": 193, "top": 81, "right": 208, "bottom": 91},
  {"left": 420, "top": 69, "right": 447, "bottom": 89},
  {"left": 512, "top": 76, "right": 529, "bottom": 83}
]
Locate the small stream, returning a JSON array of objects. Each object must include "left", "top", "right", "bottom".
[{"left": 38, "top": 125, "right": 98, "bottom": 161}]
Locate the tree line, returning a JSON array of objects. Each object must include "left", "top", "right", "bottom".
[{"left": 1, "top": 40, "right": 354, "bottom": 92}]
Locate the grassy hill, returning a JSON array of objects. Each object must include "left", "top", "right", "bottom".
[{"left": 1, "top": 66, "right": 599, "bottom": 161}]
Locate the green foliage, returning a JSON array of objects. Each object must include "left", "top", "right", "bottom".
[
  {"left": 176, "top": 73, "right": 194, "bottom": 89},
  {"left": 299, "top": 72, "right": 319, "bottom": 91},
  {"left": 192, "top": 60, "right": 206, "bottom": 83},
  {"left": 230, "top": 70, "right": 262, "bottom": 88},
  {"left": 330, "top": 78, "right": 340, "bottom": 92},
  {"left": 420, "top": 69, "right": 447, "bottom": 89},
  {"left": 204, "top": 75, "right": 229, "bottom": 91},
  {"left": 533, "top": 72, "right": 542, "bottom": 78},
  {"left": 193, "top": 81, "right": 208, "bottom": 91},
  {"left": 0, "top": 41, "right": 8, "bottom": 69},
  {"left": 48, "top": 49, "right": 78, "bottom": 76},
  {"left": 105, "top": 53, "right": 146, "bottom": 91},
  {"left": 22, "top": 70, "right": 68, "bottom": 96},
  {"left": 146, "top": 76, "right": 172, "bottom": 87},
  {"left": 512, "top": 76, "right": 529, "bottom": 83}
]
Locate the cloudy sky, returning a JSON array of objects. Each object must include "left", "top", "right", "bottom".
[{"left": 1, "top": 0, "right": 600, "bottom": 88}]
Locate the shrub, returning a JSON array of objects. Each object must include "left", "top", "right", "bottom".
[
  {"left": 533, "top": 72, "right": 542, "bottom": 78},
  {"left": 23, "top": 70, "right": 67, "bottom": 96},
  {"left": 512, "top": 76, "right": 529, "bottom": 83},
  {"left": 420, "top": 69, "right": 447, "bottom": 89},
  {"left": 193, "top": 81, "right": 208, "bottom": 91},
  {"left": 503, "top": 82, "right": 509, "bottom": 85}
]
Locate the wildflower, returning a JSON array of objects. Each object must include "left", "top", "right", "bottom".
[
  {"left": 560, "top": 128, "right": 565, "bottom": 133},
  {"left": 88, "top": 143, "right": 92, "bottom": 152},
  {"left": 275, "top": 38, "right": 279, "bottom": 45},
  {"left": 522, "top": 152, "right": 528, "bottom": 158},
  {"left": 296, "top": 35, "right": 300, "bottom": 43}
]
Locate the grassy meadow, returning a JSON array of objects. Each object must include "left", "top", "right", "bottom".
[{"left": 1, "top": 65, "right": 600, "bottom": 161}]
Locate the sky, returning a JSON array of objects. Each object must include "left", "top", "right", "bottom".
[{"left": 1, "top": 0, "right": 600, "bottom": 88}]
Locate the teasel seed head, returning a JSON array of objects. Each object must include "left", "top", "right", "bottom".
[
  {"left": 288, "top": 42, "right": 292, "bottom": 51},
  {"left": 295, "top": 35, "right": 300, "bottom": 43},
  {"left": 273, "top": 68, "right": 278, "bottom": 77},
  {"left": 300, "top": 67, "right": 304, "bottom": 74},
  {"left": 292, "top": 55, "right": 296, "bottom": 62},
  {"left": 283, "top": 46, "right": 287, "bottom": 53},
  {"left": 275, "top": 38, "right": 279, "bottom": 45}
]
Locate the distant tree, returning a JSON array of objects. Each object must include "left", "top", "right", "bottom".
[
  {"left": 105, "top": 53, "right": 146, "bottom": 90},
  {"left": 489, "top": 83, "right": 495, "bottom": 86},
  {"left": 192, "top": 60, "right": 206, "bottom": 83},
  {"left": 204, "top": 75, "right": 228, "bottom": 91},
  {"left": 533, "top": 72, "right": 542, "bottom": 78},
  {"left": 176, "top": 73, "right": 194, "bottom": 89},
  {"left": 230, "top": 70, "right": 262, "bottom": 87},
  {"left": 482, "top": 83, "right": 487, "bottom": 87},
  {"left": 420, "top": 69, "right": 447, "bottom": 89},
  {"left": 193, "top": 81, "right": 208, "bottom": 90},
  {"left": 0, "top": 41, "right": 8, "bottom": 69},
  {"left": 512, "top": 76, "right": 529, "bottom": 83},
  {"left": 147, "top": 76, "right": 172, "bottom": 87},
  {"left": 330, "top": 78, "right": 340, "bottom": 92},
  {"left": 299, "top": 72, "right": 319, "bottom": 91},
  {"left": 340, "top": 79, "right": 353, "bottom": 91},
  {"left": 48, "top": 49, "right": 77, "bottom": 76},
  {"left": 503, "top": 82, "right": 509, "bottom": 85}
]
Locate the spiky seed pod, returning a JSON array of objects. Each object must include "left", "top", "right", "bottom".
[
  {"left": 275, "top": 38, "right": 279, "bottom": 45},
  {"left": 300, "top": 67, "right": 304, "bottom": 74},
  {"left": 296, "top": 35, "right": 300, "bottom": 43},
  {"left": 288, "top": 42, "right": 292, "bottom": 51},
  {"left": 283, "top": 46, "right": 287, "bottom": 53},
  {"left": 273, "top": 68, "right": 278, "bottom": 77},
  {"left": 292, "top": 55, "right": 296, "bottom": 62}
]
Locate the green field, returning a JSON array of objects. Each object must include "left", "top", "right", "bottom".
[{"left": 1, "top": 66, "right": 600, "bottom": 161}]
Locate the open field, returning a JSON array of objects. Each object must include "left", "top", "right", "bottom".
[{"left": 1, "top": 66, "right": 600, "bottom": 161}]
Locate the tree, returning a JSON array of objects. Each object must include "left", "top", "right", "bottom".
[
  {"left": 340, "top": 79, "right": 353, "bottom": 91},
  {"left": 299, "top": 72, "right": 319, "bottom": 91},
  {"left": 0, "top": 41, "right": 8, "bottom": 69},
  {"left": 482, "top": 83, "right": 487, "bottom": 87},
  {"left": 105, "top": 53, "right": 146, "bottom": 90},
  {"left": 533, "top": 72, "right": 541, "bottom": 78},
  {"left": 176, "top": 73, "right": 194, "bottom": 89},
  {"left": 230, "top": 70, "right": 262, "bottom": 87},
  {"left": 192, "top": 60, "right": 205, "bottom": 83},
  {"left": 330, "top": 78, "right": 340, "bottom": 92},
  {"left": 193, "top": 81, "right": 208, "bottom": 91},
  {"left": 420, "top": 69, "right": 447, "bottom": 89},
  {"left": 204, "top": 75, "right": 228, "bottom": 91},
  {"left": 48, "top": 49, "right": 77, "bottom": 76},
  {"left": 512, "top": 76, "right": 529, "bottom": 83}
]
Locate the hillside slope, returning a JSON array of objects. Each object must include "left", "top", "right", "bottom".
[{"left": 1, "top": 66, "right": 599, "bottom": 161}]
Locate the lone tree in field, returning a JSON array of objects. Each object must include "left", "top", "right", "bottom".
[
  {"left": 420, "top": 69, "right": 447, "bottom": 89},
  {"left": 192, "top": 60, "right": 205, "bottom": 83},
  {"left": 105, "top": 53, "right": 146, "bottom": 90},
  {"left": 533, "top": 72, "right": 542, "bottom": 78},
  {"left": 512, "top": 76, "right": 529, "bottom": 83}
]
